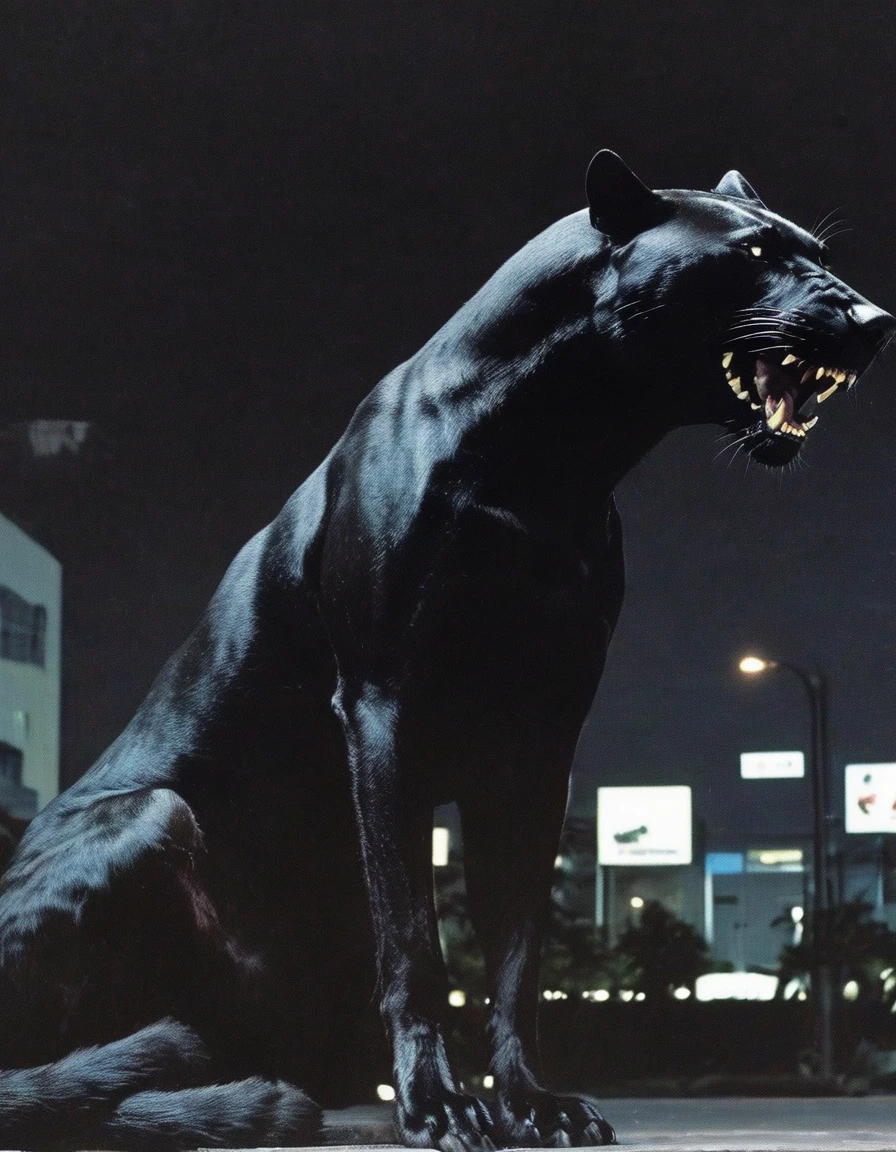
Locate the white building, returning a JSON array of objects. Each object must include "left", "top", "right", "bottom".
[{"left": 0, "top": 512, "right": 62, "bottom": 817}]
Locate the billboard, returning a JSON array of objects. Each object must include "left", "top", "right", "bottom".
[
  {"left": 845, "top": 763, "right": 896, "bottom": 833},
  {"left": 740, "top": 751, "right": 804, "bottom": 779},
  {"left": 597, "top": 785, "right": 692, "bottom": 865}
]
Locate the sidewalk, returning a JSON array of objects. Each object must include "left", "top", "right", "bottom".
[{"left": 318, "top": 1097, "right": 896, "bottom": 1151}]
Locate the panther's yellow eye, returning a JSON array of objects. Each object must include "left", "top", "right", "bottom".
[{"left": 750, "top": 245, "right": 763, "bottom": 257}]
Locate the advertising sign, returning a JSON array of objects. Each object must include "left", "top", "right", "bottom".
[
  {"left": 740, "top": 751, "right": 804, "bottom": 779},
  {"left": 597, "top": 785, "right": 692, "bottom": 865},
  {"left": 845, "top": 763, "right": 896, "bottom": 833}
]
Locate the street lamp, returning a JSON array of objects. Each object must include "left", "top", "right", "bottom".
[{"left": 738, "top": 654, "right": 833, "bottom": 1081}]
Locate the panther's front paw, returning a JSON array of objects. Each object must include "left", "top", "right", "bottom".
[
  {"left": 397, "top": 1090, "right": 496, "bottom": 1152},
  {"left": 496, "top": 1090, "right": 615, "bottom": 1147}
]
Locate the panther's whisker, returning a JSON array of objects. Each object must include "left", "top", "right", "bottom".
[
  {"left": 726, "top": 332, "right": 799, "bottom": 344},
  {"left": 727, "top": 319, "right": 809, "bottom": 333},
  {"left": 727, "top": 321, "right": 801, "bottom": 330},
  {"left": 713, "top": 428, "right": 756, "bottom": 463},
  {"left": 713, "top": 437, "right": 748, "bottom": 465},
  {"left": 730, "top": 307, "right": 814, "bottom": 323},
  {"left": 816, "top": 211, "right": 849, "bottom": 236},
  {"left": 728, "top": 313, "right": 810, "bottom": 325},
  {"left": 623, "top": 305, "right": 666, "bottom": 323},
  {"left": 731, "top": 305, "right": 808, "bottom": 316},
  {"left": 818, "top": 225, "right": 854, "bottom": 246},
  {"left": 811, "top": 206, "right": 846, "bottom": 241},
  {"left": 725, "top": 325, "right": 808, "bottom": 337}
]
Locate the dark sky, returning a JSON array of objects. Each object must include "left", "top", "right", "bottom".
[{"left": 2, "top": 1, "right": 895, "bottom": 849}]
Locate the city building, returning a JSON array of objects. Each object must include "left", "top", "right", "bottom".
[{"left": 0, "top": 512, "right": 62, "bottom": 820}]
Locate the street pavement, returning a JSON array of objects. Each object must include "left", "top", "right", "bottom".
[{"left": 315, "top": 1097, "right": 896, "bottom": 1151}]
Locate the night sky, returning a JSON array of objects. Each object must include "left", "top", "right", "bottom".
[{"left": 2, "top": 1, "right": 895, "bottom": 850}]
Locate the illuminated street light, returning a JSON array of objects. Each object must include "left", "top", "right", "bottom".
[
  {"left": 737, "top": 653, "right": 833, "bottom": 1081},
  {"left": 630, "top": 896, "right": 644, "bottom": 909}
]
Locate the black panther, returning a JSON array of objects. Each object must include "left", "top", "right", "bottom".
[{"left": 0, "top": 152, "right": 892, "bottom": 1151}]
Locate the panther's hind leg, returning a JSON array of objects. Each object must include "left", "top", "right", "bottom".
[
  {"left": 0, "top": 787, "right": 256, "bottom": 1067},
  {"left": 0, "top": 789, "right": 324, "bottom": 1148}
]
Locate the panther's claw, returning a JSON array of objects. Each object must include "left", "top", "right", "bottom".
[
  {"left": 585, "top": 1119, "right": 616, "bottom": 1146},
  {"left": 548, "top": 1128, "right": 572, "bottom": 1147},
  {"left": 507, "top": 1094, "right": 615, "bottom": 1148},
  {"left": 565, "top": 1103, "right": 615, "bottom": 1146},
  {"left": 408, "top": 1091, "right": 494, "bottom": 1152}
]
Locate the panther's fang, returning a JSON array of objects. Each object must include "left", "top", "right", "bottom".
[
  {"left": 766, "top": 398, "right": 787, "bottom": 431},
  {"left": 817, "top": 382, "right": 839, "bottom": 403}
]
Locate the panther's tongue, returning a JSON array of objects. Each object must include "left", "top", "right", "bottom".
[
  {"left": 754, "top": 356, "right": 791, "bottom": 405},
  {"left": 754, "top": 356, "right": 809, "bottom": 435}
]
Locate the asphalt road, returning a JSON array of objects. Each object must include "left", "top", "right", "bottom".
[{"left": 316, "top": 1097, "right": 896, "bottom": 1151}]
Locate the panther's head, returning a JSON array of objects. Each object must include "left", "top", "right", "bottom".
[{"left": 586, "top": 151, "right": 896, "bottom": 467}]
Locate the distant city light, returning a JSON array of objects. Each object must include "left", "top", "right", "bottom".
[
  {"left": 756, "top": 849, "right": 803, "bottom": 867},
  {"left": 695, "top": 972, "right": 778, "bottom": 1001},
  {"left": 630, "top": 896, "right": 644, "bottom": 909},
  {"left": 376, "top": 1084, "right": 396, "bottom": 1101},
  {"left": 673, "top": 986, "right": 691, "bottom": 1000},
  {"left": 843, "top": 980, "right": 860, "bottom": 1001},
  {"left": 791, "top": 906, "right": 804, "bottom": 923},
  {"left": 448, "top": 990, "right": 466, "bottom": 1007},
  {"left": 739, "top": 655, "right": 772, "bottom": 674},
  {"left": 635, "top": 992, "right": 646, "bottom": 1001},
  {"left": 542, "top": 990, "right": 568, "bottom": 1001},
  {"left": 746, "top": 848, "right": 804, "bottom": 873},
  {"left": 582, "top": 989, "right": 611, "bottom": 1002},
  {"left": 619, "top": 990, "right": 635, "bottom": 1002},
  {"left": 554, "top": 855, "right": 565, "bottom": 869},
  {"left": 482, "top": 1075, "right": 494, "bottom": 1089},
  {"left": 432, "top": 826, "right": 449, "bottom": 866}
]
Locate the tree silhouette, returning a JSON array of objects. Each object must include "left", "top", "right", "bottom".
[
  {"left": 776, "top": 898, "right": 896, "bottom": 1005},
  {"left": 615, "top": 900, "right": 711, "bottom": 999}
]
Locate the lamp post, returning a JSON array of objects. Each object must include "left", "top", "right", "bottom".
[{"left": 738, "top": 655, "right": 833, "bottom": 1081}]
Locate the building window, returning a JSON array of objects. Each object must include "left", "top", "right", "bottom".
[
  {"left": 0, "top": 586, "right": 47, "bottom": 666},
  {"left": 0, "top": 743, "right": 23, "bottom": 786}
]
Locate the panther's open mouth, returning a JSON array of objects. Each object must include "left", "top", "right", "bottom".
[{"left": 721, "top": 349, "right": 857, "bottom": 465}]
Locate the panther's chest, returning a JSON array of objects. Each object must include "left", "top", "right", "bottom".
[{"left": 396, "top": 496, "right": 623, "bottom": 695}]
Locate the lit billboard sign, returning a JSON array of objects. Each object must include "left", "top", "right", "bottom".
[
  {"left": 845, "top": 763, "right": 896, "bottom": 833},
  {"left": 597, "top": 786, "right": 692, "bottom": 865},
  {"left": 740, "top": 751, "right": 804, "bottom": 779}
]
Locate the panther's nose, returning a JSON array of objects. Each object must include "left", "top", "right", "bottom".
[{"left": 848, "top": 302, "right": 896, "bottom": 357}]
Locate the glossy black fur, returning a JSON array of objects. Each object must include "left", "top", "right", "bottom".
[{"left": 0, "top": 153, "right": 892, "bottom": 1150}]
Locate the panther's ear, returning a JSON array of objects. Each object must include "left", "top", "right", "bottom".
[
  {"left": 585, "top": 150, "right": 672, "bottom": 240},
  {"left": 714, "top": 170, "right": 766, "bottom": 207}
]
